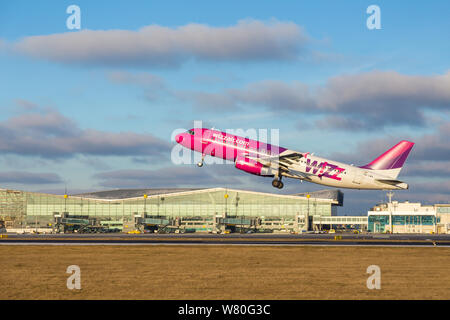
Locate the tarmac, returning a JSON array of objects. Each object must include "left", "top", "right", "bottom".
[{"left": 1, "top": 232, "right": 450, "bottom": 247}]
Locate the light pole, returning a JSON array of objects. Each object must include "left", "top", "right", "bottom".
[
  {"left": 307, "top": 194, "right": 310, "bottom": 231},
  {"left": 62, "top": 193, "right": 68, "bottom": 234},
  {"left": 143, "top": 194, "right": 147, "bottom": 216},
  {"left": 224, "top": 193, "right": 229, "bottom": 216},
  {"left": 224, "top": 192, "right": 229, "bottom": 233}
]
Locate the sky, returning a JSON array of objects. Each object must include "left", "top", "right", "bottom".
[{"left": 0, "top": 0, "right": 449, "bottom": 214}]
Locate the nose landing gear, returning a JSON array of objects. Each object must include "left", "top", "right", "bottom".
[{"left": 197, "top": 154, "right": 206, "bottom": 167}]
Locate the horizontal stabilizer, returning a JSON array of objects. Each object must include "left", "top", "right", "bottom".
[{"left": 375, "top": 179, "right": 408, "bottom": 189}]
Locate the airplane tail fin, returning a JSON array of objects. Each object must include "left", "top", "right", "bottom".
[{"left": 360, "top": 140, "right": 414, "bottom": 179}]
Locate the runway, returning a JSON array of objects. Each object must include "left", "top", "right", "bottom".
[{"left": 2, "top": 233, "right": 450, "bottom": 247}]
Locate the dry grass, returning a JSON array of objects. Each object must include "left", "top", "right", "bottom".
[{"left": 0, "top": 245, "right": 449, "bottom": 300}]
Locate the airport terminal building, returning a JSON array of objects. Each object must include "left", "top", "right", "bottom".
[
  {"left": 0, "top": 187, "right": 343, "bottom": 233},
  {"left": 368, "top": 201, "right": 450, "bottom": 234},
  {"left": 2, "top": 186, "right": 449, "bottom": 234}
]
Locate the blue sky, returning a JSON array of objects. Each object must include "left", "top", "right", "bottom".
[{"left": 0, "top": 0, "right": 449, "bottom": 213}]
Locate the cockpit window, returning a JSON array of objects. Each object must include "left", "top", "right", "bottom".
[{"left": 187, "top": 129, "right": 195, "bottom": 135}]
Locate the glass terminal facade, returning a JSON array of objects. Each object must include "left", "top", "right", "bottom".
[
  {"left": 368, "top": 214, "right": 435, "bottom": 233},
  {"left": 367, "top": 201, "right": 440, "bottom": 233},
  {"left": 0, "top": 188, "right": 338, "bottom": 233}
]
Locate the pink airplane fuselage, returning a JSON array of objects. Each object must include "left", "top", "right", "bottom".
[{"left": 176, "top": 128, "right": 285, "bottom": 161}]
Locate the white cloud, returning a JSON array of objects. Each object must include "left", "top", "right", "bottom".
[
  {"left": 0, "top": 105, "right": 170, "bottom": 158},
  {"left": 0, "top": 171, "right": 62, "bottom": 184},
  {"left": 177, "top": 70, "right": 450, "bottom": 128},
  {"left": 13, "top": 19, "right": 308, "bottom": 67}
]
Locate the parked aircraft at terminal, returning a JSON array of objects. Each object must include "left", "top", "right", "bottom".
[{"left": 175, "top": 128, "right": 414, "bottom": 190}]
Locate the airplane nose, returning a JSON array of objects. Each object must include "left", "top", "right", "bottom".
[{"left": 176, "top": 134, "right": 183, "bottom": 143}]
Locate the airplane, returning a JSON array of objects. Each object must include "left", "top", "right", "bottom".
[{"left": 175, "top": 128, "right": 414, "bottom": 190}]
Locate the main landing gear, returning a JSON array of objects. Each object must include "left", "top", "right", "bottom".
[{"left": 272, "top": 178, "right": 284, "bottom": 189}]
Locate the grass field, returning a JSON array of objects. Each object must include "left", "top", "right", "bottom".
[{"left": 1, "top": 245, "right": 449, "bottom": 300}]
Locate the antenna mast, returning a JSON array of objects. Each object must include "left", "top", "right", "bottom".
[{"left": 387, "top": 191, "right": 394, "bottom": 204}]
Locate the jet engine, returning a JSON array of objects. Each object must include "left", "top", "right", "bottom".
[{"left": 235, "top": 155, "right": 273, "bottom": 176}]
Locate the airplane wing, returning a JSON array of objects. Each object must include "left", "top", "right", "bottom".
[
  {"left": 247, "top": 150, "right": 302, "bottom": 165},
  {"left": 283, "top": 168, "right": 314, "bottom": 181},
  {"left": 245, "top": 151, "right": 314, "bottom": 180}
]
